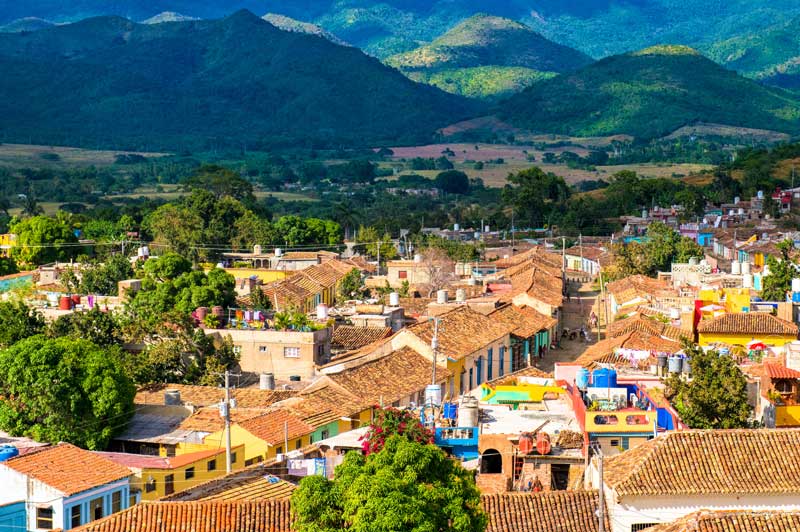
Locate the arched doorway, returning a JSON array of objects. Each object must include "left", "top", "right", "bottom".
[{"left": 480, "top": 449, "right": 502, "bottom": 474}]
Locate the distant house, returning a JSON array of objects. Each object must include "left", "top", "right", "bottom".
[
  {"left": 587, "top": 429, "right": 800, "bottom": 532},
  {"left": 646, "top": 509, "right": 800, "bottom": 532},
  {"left": 697, "top": 312, "right": 799, "bottom": 348},
  {"left": 0, "top": 444, "right": 132, "bottom": 531},
  {"left": 605, "top": 275, "right": 676, "bottom": 318}
]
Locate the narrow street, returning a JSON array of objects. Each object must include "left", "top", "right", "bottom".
[{"left": 536, "top": 278, "right": 600, "bottom": 373}]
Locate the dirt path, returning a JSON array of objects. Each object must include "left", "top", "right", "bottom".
[{"left": 535, "top": 279, "right": 600, "bottom": 373}]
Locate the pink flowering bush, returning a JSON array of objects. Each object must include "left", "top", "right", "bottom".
[{"left": 360, "top": 407, "right": 434, "bottom": 455}]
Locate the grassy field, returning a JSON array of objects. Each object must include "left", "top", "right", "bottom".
[
  {"left": 386, "top": 142, "right": 714, "bottom": 186},
  {"left": 8, "top": 202, "right": 69, "bottom": 217},
  {"left": 0, "top": 143, "right": 168, "bottom": 169},
  {"left": 103, "top": 186, "right": 317, "bottom": 203}
]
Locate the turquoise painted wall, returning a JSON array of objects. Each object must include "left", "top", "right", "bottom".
[{"left": 0, "top": 502, "right": 25, "bottom": 532}]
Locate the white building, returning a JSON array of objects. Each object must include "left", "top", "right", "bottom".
[
  {"left": 0, "top": 443, "right": 133, "bottom": 532},
  {"left": 586, "top": 429, "right": 800, "bottom": 532}
]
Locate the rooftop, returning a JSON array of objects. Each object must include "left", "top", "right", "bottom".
[
  {"left": 97, "top": 448, "right": 228, "bottom": 470},
  {"left": 331, "top": 325, "right": 393, "bottom": 352},
  {"left": 697, "top": 312, "right": 799, "bottom": 337},
  {"left": 135, "top": 384, "right": 296, "bottom": 409},
  {"left": 2, "top": 443, "right": 131, "bottom": 496},
  {"left": 483, "top": 491, "right": 608, "bottom": 532},
  {"left": 603, "top": 429, "right": 800, "bottom": 497},
  {"left": 646, "top": 509, "right": 800, "bottom": 532},
  {"left": 489, "top": 304, "right": 557, "bottom": 339},
  {"left": 606, "top": 274, "right": 674, "bottom": 305},
  {"left": 239, "top": 409, "right": 314, "bottom": 446}
]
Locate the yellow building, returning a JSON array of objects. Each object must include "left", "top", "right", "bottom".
[
  {"left": 696, "top": 287, "right": 751, "bottom": 313},
  {"left": 697, "top": 312, "right": 799, "bottom": 348},
  {"left": 0, "top": 233, "right": 16, "bottom": 257},
  {"left": 98, "top": 446, "right": 244, "bottom": 500},
  {"left": 224, "top": 268, "right": 290, "bottom": 284}
]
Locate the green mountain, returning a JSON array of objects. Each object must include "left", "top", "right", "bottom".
[
  {"left": 0, "top": 17, "right": 54, "bottom": 33},
  {"left": 0, "top": 10, "right": 478, "bottom": 151},
  {"left": 497, "top": 45, "right": 800, "bottom": 139},
  {"left": 706, "top": 16, "right": 800, "bottom": 89},
  {"left": 263, "top": 13, "right": 349, "bottom": 47},
  {"left": 142, "top": 12, "right": 199, "bottom": 24},
  {"left": 385, "top": 14, "right": 592, "bottom": 99}
]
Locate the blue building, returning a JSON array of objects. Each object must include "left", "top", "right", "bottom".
[{"left": 0, "top": 443, "right": 133, "bottom": 532}]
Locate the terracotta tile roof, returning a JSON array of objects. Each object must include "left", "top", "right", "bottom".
[
  {"left": 489, "top": 304, "right": 557, "bottom": 339},
  {"left": 502, "top": 262, "right": 564, "bottom": 308},
  {"left": 135, "top": 384, "right": 296, "bottom": 409},
  {"left": 405, "top": 305, "right": 512, "bottom": 360},
  {"left": 71, "top": 500, "right": 294, "bottom": 532},
  {"left": 178, "top": 407, "right": 268, "bottom": 433},
  {"left": 606, "top": 275, "right": 674, "bottom": 306},
  {"left": 646, "top": 509, "right": 800, "bottom": 532},
  {"left": 239, "top": 409, "right": 314, "bottom": 446},
  {"left": 482, "top": 491, "right": 608, "bottom": 532},
  {"left": 604, "top": 429, "right": 800, "bottom": 497},
  {"left": 327, "top": 346, "right": 452, "bottom": 405},
  {"left": 608, "top": 314, "right": 687, "bottom": 342},
  {"left": 565, "top": 246, "right": 606, "bottom": 261},
  {"left": 575, "top": 331, "right": 681, "bottom": 368},
  {"left": 764, "top": 362, "right": 800, "bottom": 380},
  {"left": 485, "top": 365, "right": 553, "bottom": 387},
  {"left": 331, "top": 325, "right": 393, "bottom": 351},
  {"left": 97, "top": 448, "right": 230, "bottom": 470},
  {"left": 697, "top": 312, "right": 799, "bottom": 337},
  {"left": 194, "top": 477, "right": 296, "bottom": 502},
  {"left": 2, "top": 443, "right": 130, "bottom": 496}
]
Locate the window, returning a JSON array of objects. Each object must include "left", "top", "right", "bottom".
[
  {"left": 610, "top": 439, "right": 620, "bottom": 447},
  {"left": 295, "top": 439, "right": 302, "bottom": 450},
  {"left": 593, "top": 415, "right": 619, "bottom": 425},
  {"left": 276, "top": 446, "right": 283, "bottom": 455},
  {"left": 111, "top": 491, "right": 122, "bottom": 514},
  {"left": 185, "top": 467, "right": 195, "bottom": 480},
  {"left": 632, "top": 524, "right": 659, "bottom": 531},
  {"left": 284, "top": 347, "right": 300, "bottom": 358},
  {"left": 145, "top": 477, "right": 156, "bottom": 493},
  {"left": 776, "top": 380, "right": 794, "bottom": 393},
  {"left": 499, "top": 346, "right": 505, "bottom": 376},
  {"left": 231, "top": 452, "right": 237, "bottom": 464},
  {"left": 487, "top": 349, "right": 493, "bottom": 380},
  {"left": 245, "top": 456, "right": 264, "bottom": 466},
  {"left": 207, "top": 459, "right": 217, "bottom": 471},
  {"left": 398, "top": 270, "right": 408, "bottom": 279},
  {"left": 164, "top": 474, "right": 175, "bottom": 496},
  {"left": 90, "top": 497, "right": 103, "bottom": 521},
  {"left": 36, "top": 507, "right": 53, "bottom": 530},
  {"left": 165, "top": 445, "right": 176, "bottom": 457},
  {"left": 70, "top": 506, "right": 82, "bottom": 529},
  {"left": 258, "top": 345, "right": 268, "bottom": 353},
  {"left": 321, "top": 429, "right": 330, "bottom": 439}
]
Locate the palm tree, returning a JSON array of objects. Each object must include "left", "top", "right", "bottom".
[
  {"left": 20, "top": 188, "right": 43, "bottom": 217},
  {"left": 334, "top": 202, "right": 359, "bottom": 241}
]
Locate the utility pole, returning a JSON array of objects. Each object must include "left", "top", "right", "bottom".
[
  {"left": 511, "top": 207, "right": 515, "bottom": 250},
  {"left": 431, "top": 318, "right": 440, "bottom": 386},
  {"left": 561, "top": 236, "right": 566, "bottom": 277},
  {"left": 376, "top": 239, "right": 381, "bottom": 277},
  {"left": 599, "top": 271, "right": 608, "bottom": 341},
  {"left": 597, "top": 449, "right": 605, "bottom": 532},
  {"left": 224, "top": 370, "right": 233, "bottom": 474}
]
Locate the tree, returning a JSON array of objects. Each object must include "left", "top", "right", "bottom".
[
  {"left": 0, "top": 301, "right": 45, "bottom": 348},
  {"left": 292, "top": 436, "right": 487, "bottom": 532},
  {"left": 435, "top": 170, "right": 469, "bottom": 195},
  {"left": 418, "top": 247, "right": 456, "bottom": 298},
  {"left": 10, "top": 215, "right": 79, "bottom": 266},
  {"left": 761, "top": 240, "right": 796, "bottom": 302},
  {"left": 231, "top": 211, "right": 274, "bottom": 251},
  {"left": 502, "top": 167, "right": 570, "bottom": 228},
  {"left": 184, "top": 164, "right": 255, "bottom": 203},
  {"left": 360, "top": 407, "right": 433, "bottom": 455},
  {"left": 337, "top": 268, "right": 364, "bottom": 303},
  {"left": 356, "top": 226, "right": 397, "bottom": 262},
  {"left": 0, "top": 336, "right": 136, "bottom": 449},
  {"left": 79, "top": 254, "right": 134, "bottom": 295},
  {"left": 664, "top": 343, "right": 751, "bottom": 429},
  {"left": 48, "top": 308, "right": 122, "bottom": 347},
  {"left": 144, "top": 204, "right": 203, "bottom": 260}
]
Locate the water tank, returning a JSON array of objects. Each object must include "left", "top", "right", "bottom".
[
  {"left": 535, "top": 432, "right": 552, "bottom": 455},
  {"left": 792, "top": 279, "right": 800, "bottom": 293},
  {"left": 459, "top": 396, "right": 479, "bottom": 427},
  {"left": 519, "top": 433, "right": 534, "bottom": 454},
  {"left": 742, "top": 261, "right": 751, "bottom": 275},
  {"left": 442, "top": 402, "right": 458, "bottom": 420},
  {"left": 576, "top": 368, "right": 590, "bottom": 390},
  {"left": 669, "top": 308, "right": 680, "bottom": 320},
  {"left": 454, "top": 223, "right": 460, "bottom": 231},
  {"left": 389, "top": 292, "right": 400, "bottom": 306},
  {"left": 71, "top": 294, "right": 81, "bottom": 305},
  {"left": 456, "top": 289, "right": 467, "bottom": 303},
  {"left": 59, "top": 296, "right": 72, "bottom": 310},
  {"left": 642, "top": 209, "right": 648, "bottom": 219},
  {"left": 763, "top": 264, "right": 771, "bottom": 277},
  {"left": 275, "top": 248, "right": 283, "bottom": 257},
  {"left": 137, "top": 246, "right": 150, "bottom": 258},
  {"left": 196, "top": 307, "right": 209, "bottom": 321},
  {"left": 484, "top": 225, "right": 490, "bottom": 233},
  {"left": 689, "top": 257, "right": 698, "bottom": 266},
  {"left": 425, "top": 385, "right": 442, "bottom": 407},
  {"left": 212, "top": 306, "right": 225, "bottom": 325},
  {"left": 592, "top": 368, "right": 617, "bottom": 388},
  {"left": 657, "top": 353, "right": 668, "bottom": 368},
  {"left": 668, "top": 356, "right": 682, "bottom": 374},
  {"left": 743, "top": 274, "right": 753, "bottom": 288},
  {"left": 253, "top": 244, "right": 262, "bottom": 255},
  {"left": 164, "top": 389, "right": 182, "bottom": 405},
  {"left": 437, "top": 290, "right": 448, "bottom": 304},
  {"left": 0, "top": 445, "right": 19, "bottom": 462},
  {"left": 738, "top": 208, "right": 744, "bottom": 215},
  {"left": 734, "top": 196, "right": 740, "bottom": 205},
  {"left": 316, "top": 304, "right": 329, "bottom": 321},
  {"left": 414, "top": 254, "right": 422, "bottom": 263},
  {"left": 731, "top": 261, "right": 741, "bottom": 275},
  {"left": 260, "top": 373, "right": 275, "bottom": 391},
  {"left": 758, "top": 190, "right": 764, "bottom": 199}
]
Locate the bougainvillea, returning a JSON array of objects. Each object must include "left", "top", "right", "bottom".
[{"left": 360, "top": 407, "right": 434, "bottom": 454}]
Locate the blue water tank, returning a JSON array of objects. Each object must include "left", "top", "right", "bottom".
[
  {"left": 442, "top": 402, "right": 458, "bottom": 420},
  {"left": 576, "top": 368, "right": 590, "bottom": 390},
  {"left": 592, "top": 368, "right": 617, "bottom": 388},
  {"left": 0, "top": 445, "right": 19, "bottom": 462}
]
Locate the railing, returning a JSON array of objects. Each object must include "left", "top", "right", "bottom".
[{"left": 585, "top": 410, "right": 658, "bottom": 434}]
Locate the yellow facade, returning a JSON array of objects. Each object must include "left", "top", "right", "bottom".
[
  {"left": 698, "top": 332, "right": 797, "bottom": 348},
  {"left": 204, "top": 425, "right": 312, "bottom": 464},
  {"left": 132, "top": 446, "right": 245, "bottom": 500},
  {"left": 222, "top": 268, "right": 290, "bottom": 284},
  {"left": 776, "top": 405, "right": 800, "bottom": 427},
  {"left": 697, "top": 287, "right": 751, "bottom": 313}
]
